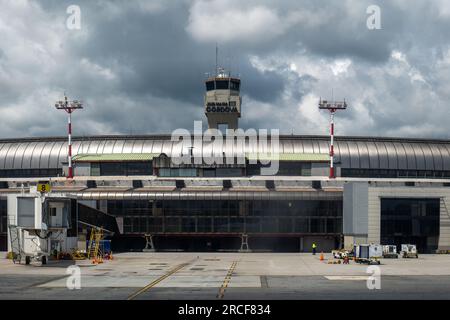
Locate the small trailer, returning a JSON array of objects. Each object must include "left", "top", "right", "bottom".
[
  {"left": 354, "top": 244, "right": 382, "bottom": 264},
  {"left": 400, "top": 244, "right": 418, "bottom": 258},
  {"left": 332, "top": 249, "right": 350, "bottom": 259},
  {"left": 382, "top": 245, "right": 398, "bottom": 258}
]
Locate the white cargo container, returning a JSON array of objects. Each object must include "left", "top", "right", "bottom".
[
  {"left": 400, "top": 244, "right": 418, "bottom": 258},
  {"left": 383, "top": 245, "right": 398, "bottom": 258},
  {"left": 354, "top": 244, "right": 382, "bottom": 264}
]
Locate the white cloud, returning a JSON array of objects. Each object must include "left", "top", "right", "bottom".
[
  {"left": 186, "top": 0, "right": 293, "bottom": 43},
  {"left": 330, "top": 59, "right": 352, "bottom": 76},
  {"left": 390, "top": 50, "right": 427, "bottom": 84},
  {"left": 435, "top": 0, "right": 450, "bottom": 17},
  {"left": 391, "top": 50, "right": 407, "bottom": 63},
  {"left": 239, "top": 41, "right": 450, "bottom": 138},
  {"left": 0, "top": 1, "right": 66, "bottom": 101},
  {"left": 297, "top": 93, "right": 328, "bottom": 134},
  {"left": 80, "top": 58, "right": 117, "bottom": 81}
]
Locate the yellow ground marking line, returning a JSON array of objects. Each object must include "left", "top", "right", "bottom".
[
  {"left": 127, "top": 260, "right": 192, "bottom": 300},
  {"left": 217, "top": 260, "right": 238, "bottom": 299}
]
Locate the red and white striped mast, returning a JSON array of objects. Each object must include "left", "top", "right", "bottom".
[
  {"left": 55, "top": 94, "right": 83, "bottom": 179},
  {"left": 319, "top": 97, "right": 347, "bottom": 179}
]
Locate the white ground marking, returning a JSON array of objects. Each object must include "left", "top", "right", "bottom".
[
  {"left": 325, "top": 276, "right": 370, "bottom": 280},
  {"left": 38, "top": 275, "right": 162, "bottom": 288}
]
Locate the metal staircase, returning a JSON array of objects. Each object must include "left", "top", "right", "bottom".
[
  {"left": 440, "top": 198, "right": 450, "bottom": 219},
  {"left": 87, "top": 227, "right": 104, "bottom": 263}
]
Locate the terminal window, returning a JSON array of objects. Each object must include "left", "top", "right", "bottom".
[
  {"left": 381, "top": 198, "right": 439, "bottom": 253},
  {"left": 215, "top": 80, "right": 229, "bottom": 90},
  {"left": 230, "top": 80, "right": 240, "bottom": 91},
  {"left": 206, "top": 81, "right": 215, "bottom": 91},
  {"left": 0, "top": 200, "right": 6, "bottom": 234},
  {"left": 108, "top": 199, "right": 342, "bottom": 235}
]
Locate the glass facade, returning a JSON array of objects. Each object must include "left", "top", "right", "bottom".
[
  {"left": 205, "top": 80, "right": 239, "bottom": 91},
  {"left": 0, "top": 199, "right": 6, "bottom": 235},
  {"left": 157, "top": 167, "right": 245, "bottom": 177},
  {"left": 107, "top": 199, "right": 342, "bottom": 235},
  {"left": 247, "top": 162, "right": 311, "bottom": 176},
  {"left": 156, "top": 162, "right": 311, "bottom": 177},
  {"left": 205, "top": 81, "right": 215, "bottom": 91},
  {"left": 0, "top": 168, "right": 62, "bottom": 178},
  {"left": 381, "top": 198, "right": 440, "bottom": 253},
  {"left": 0, "top": 200, "right": 5, "bottom": 251},
  {"left": 274, "top": 162, "right": 311, "bottom": 176},
  {"left": 90, "top": 161, "right": 153, "bottom": 176},
  {"left": 230, "top": 80, "right": 240, "bottom": 91},
  {"left": 215, "top": 80, "right": 229, "bottom": 90},
  {"left": 342, "top": 168, "right": 450, "bottom": 179},
  {"left": 159, "top": 168, "right": 197, "bottom": 177}
]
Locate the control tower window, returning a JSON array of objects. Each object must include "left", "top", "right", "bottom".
[
  {"left": 215, "top": 80, "right": 229, "bottom": 90},
  {"left": 230, "top": 80, "right": 240, "bottom": 91},
  {"left": 206, "top": 81, "right": 215, "bottom": 91}
]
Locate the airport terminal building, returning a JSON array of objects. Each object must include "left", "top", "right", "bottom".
[
  {"left": 1, "top": 73, "right": 450, "bottom": 253},
  {"left": 1, "top": 134, "right": 450, "bottom": 253}
]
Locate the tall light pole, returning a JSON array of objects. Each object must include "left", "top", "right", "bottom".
[
  {"left": 318, "top": 98, "right": 347, "bottom": 179},
  {"left": 55, "top": 94, "right": 83, "bottom": 179}
]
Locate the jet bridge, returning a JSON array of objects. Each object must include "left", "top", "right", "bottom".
[{"left": 7, "top": 187, "right": 76, "bottom": 265}]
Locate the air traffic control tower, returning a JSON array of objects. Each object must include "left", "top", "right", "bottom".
[{"left": 204, "top": 68, "right": 241, "bottom": 130}]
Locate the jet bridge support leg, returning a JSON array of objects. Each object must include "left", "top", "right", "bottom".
[
  {"left": 143, "top": 234, "right": 155, "bottom": 252},
  {"left": 239, "top": 233, "right": 251, "bottom": 252}
]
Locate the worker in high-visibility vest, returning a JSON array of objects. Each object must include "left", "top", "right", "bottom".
[{"left": 312, "top": 243, "right": 317, "bottom": 255}]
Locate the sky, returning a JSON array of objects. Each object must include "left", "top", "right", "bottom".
[{"left": 0, "top": 0, "right": 450, "bottom": 139}]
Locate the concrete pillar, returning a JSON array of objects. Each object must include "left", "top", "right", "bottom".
[{"left": 438, "top": 198, "right": 450, "bottom": 251}]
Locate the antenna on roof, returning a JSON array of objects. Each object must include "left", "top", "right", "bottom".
[{"left": 215, "top": 43, "right": 218, "bottom": 76}]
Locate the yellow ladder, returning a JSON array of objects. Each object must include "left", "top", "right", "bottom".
[
  {"left": 87, "top": 228, "right": 95, "bottom": 259},
  {"left": 94, "top": 229, "right": 103, "bottom": 263},
  {"left": 87, "top": 228, "right": 104, "bottom": 263}
]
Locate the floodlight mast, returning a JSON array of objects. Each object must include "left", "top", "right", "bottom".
[
  {"left": 318, "top": 98, "right": 347, "bottom": 179},
  {"left": 54, "top": 94, "right": 83, "bottom": 179}
]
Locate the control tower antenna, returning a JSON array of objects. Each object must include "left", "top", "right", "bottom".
[
  {"left": 215, "top": 43, "right": 218, "bottom": 76},
  {"left": 54, "top": 93, "right": 84, "bottom": 179},
  {"left": 318, "top": 96, "right": 348, "bottom": 179}
]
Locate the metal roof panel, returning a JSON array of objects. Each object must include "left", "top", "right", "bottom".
[{"left": 73, "top": 153, "right": 159, "bottom": 162}]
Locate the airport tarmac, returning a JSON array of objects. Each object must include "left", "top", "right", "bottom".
[{"left": 0, "top": 252, "right": 450, "bottom": 300}]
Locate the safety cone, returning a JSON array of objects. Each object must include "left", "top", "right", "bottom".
[
  {"left": 320, "top": 252, "right": 324, "bottom": 261},
  {"left": 110, "top": 251, "right": 113, "bottom": 260}
]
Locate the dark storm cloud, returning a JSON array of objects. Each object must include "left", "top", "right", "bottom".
[
  {"left": 0, "top": 0, "right": 450, "bottom": 139},
  {"left": 61, "top": 0, "right": 286, "bottom": 105}
]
